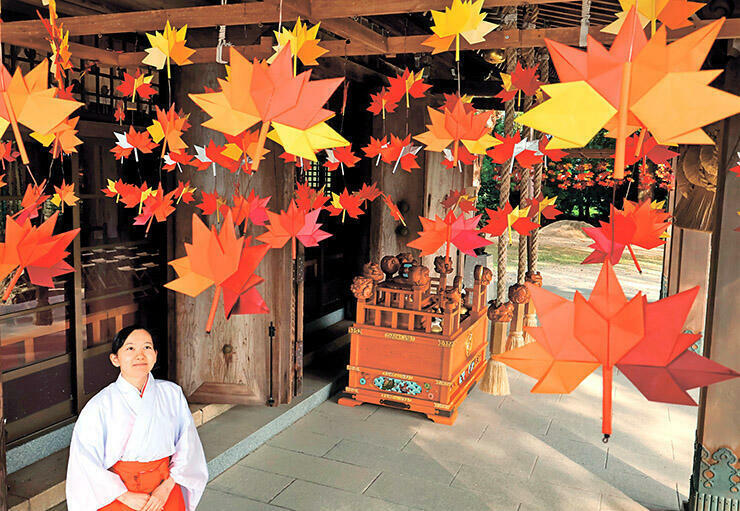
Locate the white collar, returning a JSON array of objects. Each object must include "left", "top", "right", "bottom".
[{"left": 115, "top": 372, "right": 154, "bottom": 398}]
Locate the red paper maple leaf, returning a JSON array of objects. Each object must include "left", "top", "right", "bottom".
[
  {"left": 325, "top": 145, "right": 360, "bottom": 172},
  {"left": 117, "top": 70, "right": 156, "bottom": 100},
  {"left": 114, "top": 102, "right": 125, "bottom": 124},
  {"left": 367, "top": 87, "right": 399, "bottom": 118},
  {"left": 294, "top": 182, "right": 329, "bottom": 211},
  {"left": 327, "top": 188, "right": 365, "bottom": 221},
  {"left": 495, "top": 262, "right": 739, "bottom": 439},
  {"left": 408, "top": 210, "right": 490, "bottom": 257},
  {"left": 354, "top": 183, "right": 382, "bottom": 205},
  {"left": 173, "top": 180, "right": 196, "bottom": 204},
  {"left": 583, "top": 200, "right": 671, "bottom": 272},
  {"left": 382, "top": 193, "right": 405, "bottom": 225},
  {"left": 487, "top": 132, "right": 542, "bottom": 169},
  {"left": 495, "top": 62, "right": 543, "bottom": 101},
  {"left": 257, "top": 201, "right": 332, "bottom": 259},
  {"left": 620, "top": 133, "right": 679, "bottom": 166},
  {"left": 0, "top": 141, "right": 20, "bottom": 170},
  {"left": 538, "top": 135, "right": 568, "bottom": 162},
  {"left": 382, "top": 134, "right": 420, "bottom": 172},
  {"left": 387, "top": 68, "right": 431, "bottom": 107},
  {"left": 362, "top": 136, "right": 388, "bottom": 160},
  {"left": 134, "top": 185, "right": 176, "bottom": 234},
  {"left": 0, "top": 173, "right": 5, "bottom": 189},
  {"left": 0, "top": 212, "right": 79, "bottom": 301},
  {"left": 480, "top": 203, "right": 539, "bottom": 241},
  {"left": 231, "top": 189, "right": 271, "bottom": 227},
  {"left": 14, "top": 181, "right": 50, "bottom": 223},
  {"left": 164, "top": 151, "right": 195, "bottom": 172},
  {"left": 197, "top": 190, "right": 230, "bottom": 220}
]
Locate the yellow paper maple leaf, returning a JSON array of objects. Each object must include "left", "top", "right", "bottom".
[
  {"left": 422, "top": 0, "right": 498, "bottom": 60},
  {"left": 269, "top": 17, "right": 328, "bottom": 74},
  {"left": 142, "top": 21, "right": 195, "bottom": 79}
]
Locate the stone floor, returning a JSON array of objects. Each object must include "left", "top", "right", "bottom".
[{"left": 199, "top": 368, "right": 697, "bottom": 511}]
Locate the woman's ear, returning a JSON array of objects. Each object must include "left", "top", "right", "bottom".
[{"left": 109, "top": 353, "right": 120, "bottom": 368}]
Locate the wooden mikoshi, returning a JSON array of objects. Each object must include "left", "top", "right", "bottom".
[{"left": 339, "top": 255, "right": 493, "bottom": 425}]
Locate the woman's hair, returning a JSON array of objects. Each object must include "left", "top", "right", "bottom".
[{"left": 111, "top": 325, "right": 157, "bottom": 355}]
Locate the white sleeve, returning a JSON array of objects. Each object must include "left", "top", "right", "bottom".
[
  {"left": 169, "top": 389, "right": 208, "bottom": 511},
  {"left": 65, "top": 406, "right": 128, "bottom": 511}
]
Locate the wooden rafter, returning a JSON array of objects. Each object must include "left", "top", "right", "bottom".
[
  {"left": 115, "top": 17, "right": 740, "bottom": 65},
  {"left": 2, "top": 0, "right": 573, "bottom": 39},
  {"left": 6, "top": 18, "right": 740, "bottom": 67}
]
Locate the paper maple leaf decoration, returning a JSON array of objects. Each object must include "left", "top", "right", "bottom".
[
  {"left": 231, "top": 189, "right": 271, "bottom": 227},
  {"left": 0, "top": 60, "right": 83, "bottom": 165},
  {"left": 50, "top": 180, "right": 78, "bottom": 212},
  {"left": 408, "top": 210, "right": 490, "bottom": 258},
  {"left": 354, "top": 183, "right": 382, "bottom": 206},
  {"left": 495, "top": 261, "right": 739, "bottom": 439},
  {"left": 164, "top": 151, "right": 195, "bottom": 172},
  {"left": 0, "top": 141, "right": 20, "bottom": 169},
  {"left": 30, "top": 116, "right": 82, "bottom": 158},
  {"left": 112, "top": 128, "right": 158, "bottom": 162},
  {"left": 619, "top": 132, "right": 679, "bottom": 166},
  {"left": 583, "top": 199, "right": 671, "bottom": 273},
  {"left": 495, "top": 62, "right": 543, "bottom": 103},
  {"left": 114, "top": 102, "right": 125, "bottom": 124},
  {"left": 324, "top": 146, "right": 360, "bottom": 174},
  {"left": 117, "top": 70, "right": 157, "bottom": 101},
  {"left": 269, "top": 17, "right": 328, "bottom": 74},
  {"left": 14, "top": 181, "right": 50, "bottom": 224},
  {"left": 166, "top": 213, "right": 270, "bottom": 332},
  {"left": 142, "top": 21, "right": 195, "bottom": 79},
  {"left": 415, "top": 94, "right": 499, "bottom": 169},
  {"left": 517, "top": 9, "right": 740, "bottom": 180},
  {"left": 294, "top": 182, "right": 329, "bottom": 211},
  {"left": 367, "top": 87, "right": 399, "bottom": 119},
  {"left": 422, "top": 0, "right": 498, "bottom": 61},
  {"left": 603, "top": 0, "right": 703, "bottom": 35},
  {"left": 486, "top": 132, "right": 543, "bottom": 172},
  {"left": 0, "top": 173, "right": 5, "bottom": 189},
  {"left": 197, "top": 190, "right": 230, "bottom": 222},
  {"left": 327, "top": 189, "right": 365, "bottom": 222},
  {"left": 387, "top": 69, "right": 431, "bottom": 109},
  {"left": 527, "top": 194, "right": 562, "bottom": 223},
  {"left": 257, "top": 201, "right": 332, "bottom": 259},
  {"left": 538, "top": 135, "right": 568, "bottom": 167},
  {"left": 441, "top": 189, "right": 477, "bottom": 214},
  {"left": 40, "top": 0, "right": 72, "bottom": 84},
  {"left": 382, "top": 194, "right": 406, "bottom": 226},
  {"left": 190, "top": 47, "right": 348, "bottom": 173},
  {"left": 173, "top": 180, "right": 197, "bottom": 204},
  {"left": 133, "top": 185, "right": 176, "bottom": 234},
  {"left": 0, "top": 212, "right": 79, "bottom": 301},
  {"left": 223, "top": 130, "right": 270, "bottom": 174},
  {"left": 147, "top": 105, "right": 189, "bottom": 157},
  {"left": 481, "top": 203, "right": 539, "bottom": 243}
]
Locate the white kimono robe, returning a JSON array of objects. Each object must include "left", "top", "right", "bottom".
[{"left": 66, "top": 373, "right": 208, "bottom": 511}]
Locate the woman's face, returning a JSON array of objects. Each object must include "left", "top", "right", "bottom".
[{"left": 109, "top": 329, "right": 157, "bottom": 379}]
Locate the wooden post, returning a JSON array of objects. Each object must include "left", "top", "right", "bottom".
[{"left": 689, "top": 114, "right": 740, "bottom": 509}]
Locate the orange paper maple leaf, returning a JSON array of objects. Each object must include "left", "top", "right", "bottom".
[
  {"left": 0, "top": 60, "right": 83, "bottom": 164},
  {"left": 257, "top": 201, "right": 331, "bottom": 259},
  {"left": 0, "top": 212, "right": 79, "bottom": 301}
]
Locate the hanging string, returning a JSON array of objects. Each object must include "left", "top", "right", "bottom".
[{"left": 278, "top": 0, "right": 284, "bottom": 32}]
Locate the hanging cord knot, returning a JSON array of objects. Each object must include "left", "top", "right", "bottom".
[{"left": 216, "top": 0, "right": 232, "bottom": 64}]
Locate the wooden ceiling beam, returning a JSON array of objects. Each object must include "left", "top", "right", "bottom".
[
  {"left": 7, "top": 18, "right": 740, "bottom": 69},
  {"left": 2, "top": 0, "right": 575, "bottom": 39}
]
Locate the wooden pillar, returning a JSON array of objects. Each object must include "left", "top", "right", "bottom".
[{"left": 688, "top": 108, "right": 740, "bottom": 509}]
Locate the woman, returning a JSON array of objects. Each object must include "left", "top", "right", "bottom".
[{"left": 66, "top": 326, "right": 208, "bottom": 511}]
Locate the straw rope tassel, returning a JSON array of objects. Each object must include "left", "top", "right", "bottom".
[{"left": 480, "top": 5, "right": 518, "bottom": 396}]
